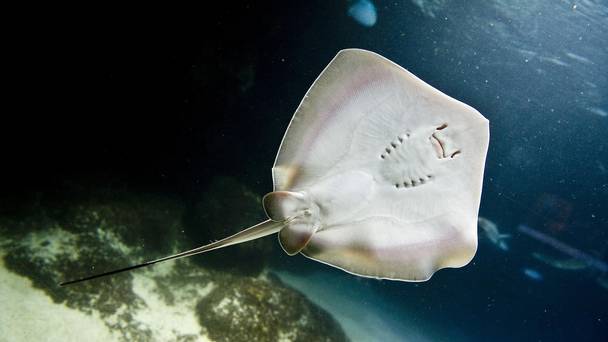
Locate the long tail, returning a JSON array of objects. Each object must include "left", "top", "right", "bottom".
[{"left": 59, "top": 219, "right": 284, "bottom": 286}]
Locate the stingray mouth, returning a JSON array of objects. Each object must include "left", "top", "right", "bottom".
[
  {"left": 431, "top": 123, "right": 460, "bottom": 159},
  {"left": 430, "top": 134, "right": 445, "bottom": 158},
  {"left": 431, "top": 124, "right": 448, "bottom": 158}
]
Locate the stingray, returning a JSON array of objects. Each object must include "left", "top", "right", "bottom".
[
  {"left": 60, "top": 49, "right": 489, "bottom": 286},
  {"left": 532, "top": 252, "right": 588, "bottom": 271},
  {"left": 478, "top": 216, "right": 510, "bottom": 251},
  {"left": 347, "top": 0, "right": 377, "bottom": 27}
]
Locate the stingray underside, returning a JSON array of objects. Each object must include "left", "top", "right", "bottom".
[{"left": 270, "top": 49, "right": 489, "bottom": 281}]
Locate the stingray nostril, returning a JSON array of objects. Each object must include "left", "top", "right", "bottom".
[{"left": 437, "top": 123, "right": 448, "bottom": 130}]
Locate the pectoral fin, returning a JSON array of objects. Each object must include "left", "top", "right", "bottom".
[{"left": 278, "top": 219, "right": 316, "bottom": 255}]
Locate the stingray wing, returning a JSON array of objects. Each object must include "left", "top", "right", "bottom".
[
  {"left": 272, "top": 49, "right": 404, "bottom": 191},
  {"left": 273, "top": 49, "right": 487, "bottom": 190}
]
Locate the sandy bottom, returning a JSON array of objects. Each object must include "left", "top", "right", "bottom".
[
  {"left": 129, "top": 264, "right": 213, "bottom": 341},
  {"left": 0, "top": 252, "right": 212, "bottom": 342},
  {"left": 1, "top": 239, "right": 432, "bottom": 342},
  {"left": 273, "top": 269, "right": 438, "bottom": 342},
  {"left": 0, "top": 256, "right": 116, "bottom": 342}
]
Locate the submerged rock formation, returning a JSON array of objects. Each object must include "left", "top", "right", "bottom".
[
  {"left": 196, "top": 275, "right": 348, "bottom": 342},
  {"left": 0, "top": 186, "right": 348, "bottom": 341}
]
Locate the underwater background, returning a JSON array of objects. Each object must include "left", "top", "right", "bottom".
[{"left": 1, "top": 1, "right": 607, "bottom": 341}]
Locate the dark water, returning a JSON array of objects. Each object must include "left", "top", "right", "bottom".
[{"left": 2, "top": 1, "right": 607, "bottom": 341}]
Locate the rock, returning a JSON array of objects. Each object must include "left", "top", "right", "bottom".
[
  {"left": 1, "top": 192, "right": 189, "bottom": 340},
  {"left": 0, "top": 189, "right": 347, "bottom": 341},
  {"left": 45, "top": 191, "right": 185, "bottom": 259},
  {"left": 196, "top": 275, "right": 349, "bottom": 342}
]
